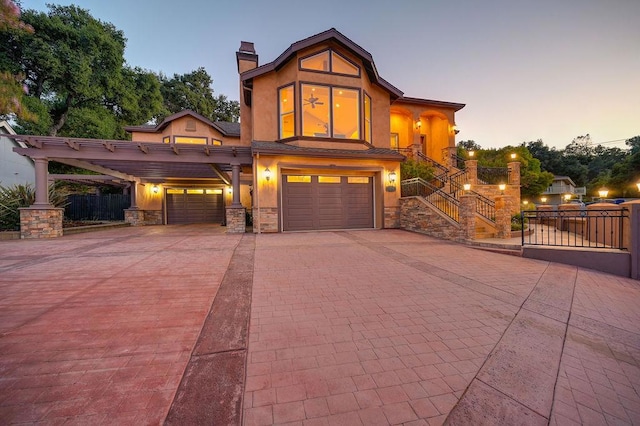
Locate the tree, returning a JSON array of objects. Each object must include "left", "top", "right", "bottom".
[
  {"left": 158, "top": 67, "right": 239, "bottom": 123},
  {"left": 0, "top": 0, "right": 35, "bottom": 121},
  {"left": 1, "top": 4, "right": 163, "bottom": 138}
]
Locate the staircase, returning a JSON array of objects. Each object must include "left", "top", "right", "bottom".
[{"left": 400, "top": 151, "right": 500, "bottom": 239}]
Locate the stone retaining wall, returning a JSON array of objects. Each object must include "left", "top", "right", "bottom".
[
  {"left": 253, "top": 207, "right": 279, "bottom": 233},
  {"left": 400, "top": 197, "right": 465, "bottom": 241}
]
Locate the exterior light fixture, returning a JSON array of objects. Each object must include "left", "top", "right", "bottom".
[
  {"left": 563, "top": 193, "right": 571, "bottom": 202},
  {"left": 463, "top": 183, "right": 471, "bottom": 192},
  {"left": 523, "top": 200, "right": 529, "bottom": 206},
  {"left": 152, "top": 185, "right": 159, "bottom": 194},
  {"left": 415, "top": 120, "right": 421, "bottom": 130},
  {"left": 636, "top": 182, "right": 640, "bottom": 192},
  {"left": 540, "top": 196, "right": 547, "bottom": 203},
  {"left": 453, "top": 125, "right": 459, "bottom": 134},
  {"left": 264, "top": 167, "right": 271, "bottom": 182},
  {"left": 468, "top": 150, "right": 475, "bottom": 158},
  {"left": 598, "top": 188, "right": 609, "bottom": 199},
  {"left": 498, "top": 183, "right": 506, "bottom": 194},
  {"left": 388, "top": 171, "right": 397, "bottom": 184},
  {"left": 510, "top": 153, "right": 517, "bottom": 160}
]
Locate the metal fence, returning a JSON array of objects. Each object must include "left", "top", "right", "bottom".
[
  {"left": 65, "top": 194, "right": 130, "bottom": 221},
  {"left": 521, "top": 208, "right": 629, "bottom": 250}
]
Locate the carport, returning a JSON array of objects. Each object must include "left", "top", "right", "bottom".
[{"left": 12, "top": 135, "right": 253, "bottom": 237}]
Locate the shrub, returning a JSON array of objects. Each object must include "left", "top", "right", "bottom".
[
  {"left": 0, "top": 183, "right": 68, "bottom": 231},
  {"left": 511, "top": 213, "right": 527, "bottom": 231},
  {"left": 400, "top": 159, "right": 435, "bottom": 181}
]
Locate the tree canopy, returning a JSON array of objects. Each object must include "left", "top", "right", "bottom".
[
  {"left": 0, "top": 3, "right": 238, "bottom": 139},
  {"left": 460, "top": 135, "right": 640, "bottom": 200}
]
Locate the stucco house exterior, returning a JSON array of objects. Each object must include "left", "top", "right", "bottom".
[
  {"left": 13, "top": 28, "right": 468, "bottom": 237},
  {"left": 0, "top": 121, "right": 35, "bottom": 187}
]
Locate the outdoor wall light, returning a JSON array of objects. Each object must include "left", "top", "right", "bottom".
[
  {"left": 388, "top": 171, "right": 397, "bottom": 184},
  {"left": 541, "top": 196, "right": 548, "bottom": 203},
  {"left": 264, "top": 167, "right": 271, "bottom": 182},
  {"left": 598, "top": 188, "right": 609, "bottom": 199},
  {"left": 498, "top": 183, "right": 506, "bottom": 194},
  {"left": 152, "top": 185, "right": 159, "bottom": 194},
  {"left": 227, "top": 187, "right": 233, "bottom": 194},
  {"left": 452, "top": 125, "right": 459, "bottom": 135},
  {"left": 415, "top": 120, "right": 421, "bottom": 130},
  {"left": 463, "top": 183, "right": 471, "bottom": 192}
]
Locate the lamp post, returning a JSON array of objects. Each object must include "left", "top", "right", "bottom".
[
  {"left": 540, "top": 196, "right": 547, "bottom": 204},
  {"left": 598, "top": 188, "right": 609, "bottom": 200}
]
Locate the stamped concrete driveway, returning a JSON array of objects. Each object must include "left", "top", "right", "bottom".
[{"left": 1, "top": 227, "right": 640, "bottom": 425}]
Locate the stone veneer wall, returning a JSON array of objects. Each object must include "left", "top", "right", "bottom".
[
  {"left": 400, "top": 197, "right": 466, "bottom": 241},
  {"left": 19, "top": 207, "right": 64, "bottom": 239},
  {"left": 226, "top": 207, "right": 246, "bottom": 233},
  {"left": 253, "top": 207, "right": 279, "bottom": 233},
  {"left": 384, "top": 206, "right": 401, "bottom": 229},
  {"left": 124, "top": 209, "right": 163, "bottom": 226}
]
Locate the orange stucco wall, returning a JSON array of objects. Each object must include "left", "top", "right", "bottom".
[{"left": 130, "top": 116, "right": 241, "bottom": 146}]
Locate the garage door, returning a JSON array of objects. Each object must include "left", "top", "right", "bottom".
[
  {"left": 282, "top": 175, "right": 373, "bottom": 231},
  {"left": 166, "top": 189, "right": 224, "bottom": 224}
]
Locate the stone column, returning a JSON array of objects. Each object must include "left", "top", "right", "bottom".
[
  {"left": 459, "top": 193, "right": 476, "bottom": 240},
  {"left": 508, "top": 161, "right": 521, "bottom": 186},
  {"left": 465, "top": 160, "right": 478, "bottom": 185},
  {"left": 495, "top": 195, "right": 512, "bottom": 239},
  {"left": 19, "top": 157, "right": 65, "bottom": 238},
  {"left": 621, "top": 201, "right": 640, "bottom": 279}
]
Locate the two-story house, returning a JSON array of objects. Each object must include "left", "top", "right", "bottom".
[{"left": 14, "top": 28, "right": 464, "bottom": 236}]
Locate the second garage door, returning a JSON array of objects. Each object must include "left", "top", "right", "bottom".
[
  {"left": 282, "top": 175, "right": 374, "bottom": 231},
  {"left": 166, "top": 189, "right": 224, "bottom": 224}
]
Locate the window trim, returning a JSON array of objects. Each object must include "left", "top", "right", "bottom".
[
  {"left": 300, "top": 81, "right": 362, "bottom": 140},
  {"left": 173, "top": 135, "right": 208, "bottom": 145},
  {"left": 278, "top": 83, "right": 296, "bottom": 140},
  {"left": 298, "top": 48, "right": 361, "bottom": 78},
  {"left": 363, "top": 91, "right": 372, "bottom": 144}
]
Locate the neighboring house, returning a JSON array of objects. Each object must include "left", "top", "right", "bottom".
[
  {"left": 542, "top": 175, "right": 586, "bottom": 204},
  {"left": 0, "top": 121, "right": 35, "bottom": 187},
  {"left": 13, "top": 28, "right": 465, "bottom": 233}
]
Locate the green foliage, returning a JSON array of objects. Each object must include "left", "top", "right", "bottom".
[
  {"left": 158, "top": 67, "right": 240, "bottom": 123},
  {"left": 1, "top": 4, "right": 163, "bottom": 138},
  {"left": 526, "top": 135, "right": 640, "bottom": 198},
  {"left": 400, "top": 159, "right": 434, "bottom": 181},
  {"left": 511, "top": 213, "right": 526, "bottom": 231},
  {"left": 0, "top": 183, "right": 68, "bottom": 231}
]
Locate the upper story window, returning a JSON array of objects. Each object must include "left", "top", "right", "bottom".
[
  {"left": 300, "top": 49, "right": 360, "bottom": 77},
  {"left": 301, "top": 83, "right": 359, "bottom": 140},
  {"left": 279, "top": 84, "right": 295, "bottom": 139},
  {"left": 175, "top": 136, "right": 207, "bottom": 144}
]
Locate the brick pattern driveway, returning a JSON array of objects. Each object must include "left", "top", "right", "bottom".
[
  {"left": 0, "top": 225, "right": 238, "bottom": 424},
  {"left": 0, "top": 227, "right": 639, "bottom": 425}
]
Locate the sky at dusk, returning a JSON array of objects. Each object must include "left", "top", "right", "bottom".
[{"left": 23, "top": 0, "right": 640, "bottom": 150}]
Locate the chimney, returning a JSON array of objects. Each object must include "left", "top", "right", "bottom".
[{"left": 236, "top": 41, "right": 258, "bottom": 73}]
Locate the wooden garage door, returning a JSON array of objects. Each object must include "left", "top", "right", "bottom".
[
  {"left": 282, "top": 175, "right": 373, "bottom": 231},
  {"left": 166, "top": 189, "right": 224, "bottom": 224}
]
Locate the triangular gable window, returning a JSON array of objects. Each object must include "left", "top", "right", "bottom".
[{"left": 300, "top": 49, "right": 360, "bottom": 77}]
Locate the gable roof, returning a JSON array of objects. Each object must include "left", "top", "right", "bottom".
[
  {"left": 0, "top": 120, "right": 28, "bottom": 148},
  {"left": 124, "top": 110, "right": 240, "bottom": 137},
  {"left": 241, "top": 28, "right": 403, "bottom": 100}
]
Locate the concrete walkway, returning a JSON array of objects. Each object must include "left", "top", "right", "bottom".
[{"left": 0, "top": 227, "right": 639, "bottom": 425}]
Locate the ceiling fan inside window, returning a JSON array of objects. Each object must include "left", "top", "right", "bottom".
[{"left": 303, "top": 94, "right": 324, "bottom": 108}]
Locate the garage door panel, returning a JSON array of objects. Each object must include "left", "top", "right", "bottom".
[
  {"left": 283, "top": 175, "right": 373, "bottom": 231},
  {"left": 167, "top": 190, "right": 224, "bottom": 224}
]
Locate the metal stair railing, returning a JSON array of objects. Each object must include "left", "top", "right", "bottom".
[
  {"left": 449, "top": 170, "right": 496, "bottom": 223},
  {"left": 401, "top": 178, "right": 460, "bottom": 222},
  {"left": 477, "top": 166, "right": 510, "bottom": 185}
]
